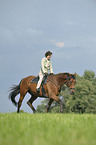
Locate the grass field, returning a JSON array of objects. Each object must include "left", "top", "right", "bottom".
[{"left": 0, "top": 113, "right": 96, "bottom": 145}]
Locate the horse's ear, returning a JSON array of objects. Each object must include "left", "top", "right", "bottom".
[
  {"left": 69, "top": 73, "right": 71, "bottom": 77},
  {"left": 74, "top": 73, "right": 76, "bottom": 78}
]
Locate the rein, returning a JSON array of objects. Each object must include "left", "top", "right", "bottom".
[
  {"left": 47, "top": 74, "right": 75, "bottom": 90},
  {"left": 47, "top": 75, "right": 67, "bottom": 89},
  {"left": 47, "top": 77, "right": 61, "bottom": 89}
]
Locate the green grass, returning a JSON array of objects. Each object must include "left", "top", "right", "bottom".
[{"left": 0, "top": 113, "right": 96, "bottom": 145}]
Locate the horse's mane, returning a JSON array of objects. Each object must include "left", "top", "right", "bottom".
[
  {"left": 57, "top": 72, "right": 69, "bottom": 75},
  {"left": 55, "top": 73, "right": 76, "bottom": 79}
]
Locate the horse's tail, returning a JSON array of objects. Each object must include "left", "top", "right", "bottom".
[{"left": 9, "top": 84, "right": 20, "bottom": 107}]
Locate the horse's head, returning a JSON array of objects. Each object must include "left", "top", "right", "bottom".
[{"left": 66, "top": 73, "right": 76, "bottom": 95}]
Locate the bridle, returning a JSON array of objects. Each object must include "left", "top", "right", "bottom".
[{"left": 66, "top": 75, "right": 75, "bottom": 90}]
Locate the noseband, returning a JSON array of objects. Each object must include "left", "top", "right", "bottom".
[{"left": 69, "top": 88, "right": 75, "bottom": 90}]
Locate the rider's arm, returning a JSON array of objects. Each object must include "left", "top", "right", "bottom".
[
  {"left": 41, "top": 58, "right": 47, "bottom": 74},
  {"left": 50, "top": 61, "right": 53, "bottom": 73}
]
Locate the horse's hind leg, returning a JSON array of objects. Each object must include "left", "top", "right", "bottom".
[
  {"left": 17, "top": 94, "right": 25, "bottom": 113},
  {"left": 46, "top": 98, "right": 53, "bottom": 113},
  {"left": 27, "top": 95, "right": 37, "bottom": 113},
  {"left": 17, "top": 89, "right": 27, "bottom": 113}
]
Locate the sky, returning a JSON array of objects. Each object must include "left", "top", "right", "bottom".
[{"left": 0, "top": 0, "right": 96, "bottom": 113}]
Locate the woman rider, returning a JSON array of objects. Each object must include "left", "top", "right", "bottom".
[{"left": 36, "top": 51, "right": 54, "bottom": 93}]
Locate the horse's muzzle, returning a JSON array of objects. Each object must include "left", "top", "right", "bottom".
[
  {"left": 70, "top": 91, "right": 74, "bottom": 95},
  {"left": 70, "top": 88, "right": 75, "bottom": 95}
]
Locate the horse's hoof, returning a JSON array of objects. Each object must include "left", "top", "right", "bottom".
[
  {"left": 33, "top": 110, "right": 36, "bottom": 113},
  {"left": 60, "top": 111, "right": 63, "bottom": 113},
  {"left": 17, "top": 110, "right": 19, "bottom": 113}
]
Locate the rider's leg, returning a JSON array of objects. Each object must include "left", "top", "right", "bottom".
[{"left": 36, "top": 73, "right": 43, "bottom": 92}]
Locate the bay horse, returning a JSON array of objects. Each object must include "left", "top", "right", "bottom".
[{"left": 9, "top": 73, "right": 76, "bottom": 113}]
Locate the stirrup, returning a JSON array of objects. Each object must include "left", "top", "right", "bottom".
[{"left": 43, "top": 93, "right": 48, "bottom": 97}]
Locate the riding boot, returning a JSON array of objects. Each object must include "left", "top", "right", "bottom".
[{"left": 36, "top": 88, "right": 40, "bottom": 93}]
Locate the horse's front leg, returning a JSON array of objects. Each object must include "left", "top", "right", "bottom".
[
  {"left": 46, "top": 98, "right": 53, "bottom": 113},
  {"left": 51, "top": 94, "right": 63, "bottom": 113},
  {"left": 59, "top": 100, "right": 63, "bottom": 113}
]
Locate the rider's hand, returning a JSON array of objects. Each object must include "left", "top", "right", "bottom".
[
  {"left": 44, "top": 73, "right": 48, "bottom": 76},
  {"left": 50, "top": 73, "right": 54, "bottom": 75}
]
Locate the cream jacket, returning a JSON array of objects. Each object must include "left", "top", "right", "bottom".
[{"left": 40, "top": 57, "right": 53, "bottom": 74}]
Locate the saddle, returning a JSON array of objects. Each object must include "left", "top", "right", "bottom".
[
  {"left": 30, "top": 74, "right": 48, "bottom": 84},
  {"left": 30, "top": 74, "right": 49, "bottom": 97}
]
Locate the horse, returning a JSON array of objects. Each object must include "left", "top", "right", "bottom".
[{"left": 9, "top": 73, "right": 76, "bottom": 113}]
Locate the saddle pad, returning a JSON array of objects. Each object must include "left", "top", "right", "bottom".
[
  {"left": 30, "top": 75, "right": 48, "bottom": 84},
  {"left": 30, "top": 76, "right": 39, "bottom": 84}
]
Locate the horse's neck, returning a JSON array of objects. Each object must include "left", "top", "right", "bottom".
[{"left": 56, "top": 74, "right": 67, "bottom": 86}]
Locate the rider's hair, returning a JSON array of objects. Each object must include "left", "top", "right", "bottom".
[{"left": 45, "top": 51, "right": 52, "bottom": 57}]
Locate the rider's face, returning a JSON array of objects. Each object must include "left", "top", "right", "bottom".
[{"left": 47, "top": 55, "right": 52, "bottom": 60}]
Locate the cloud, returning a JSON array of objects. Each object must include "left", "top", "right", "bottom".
[
  {"left": 51, "top": 40, "right": 64, "bottom": 48},
  {"left": 56, "top": 42, "right": 64, "bottom": 48}
]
